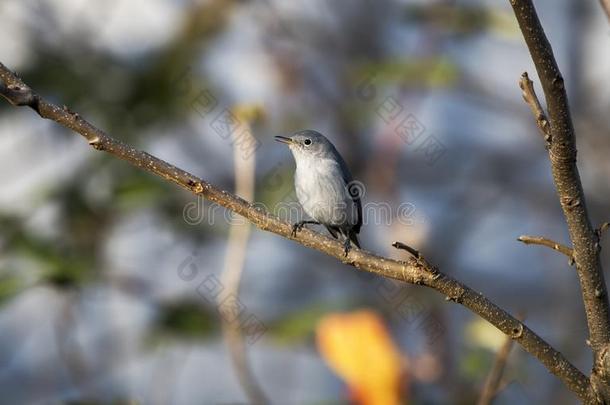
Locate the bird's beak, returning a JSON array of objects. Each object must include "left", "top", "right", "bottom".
[{"left": 274, "top": 135, "right": 293, "bottom": 145}]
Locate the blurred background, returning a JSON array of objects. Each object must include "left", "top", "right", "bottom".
[{"left": 0, "top": 0, "right": 609, "bottom": 404}]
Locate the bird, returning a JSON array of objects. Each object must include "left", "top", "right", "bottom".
[{"left": 275, "top": 130, "right": 362, "bottom": 256}]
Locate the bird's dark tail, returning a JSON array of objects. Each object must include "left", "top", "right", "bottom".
[
  {"left": 349, "top": 231, "right": 361, "bottom": 249},
  {"left": 327, "top": 226, "right": 361, "bottom": 250}
]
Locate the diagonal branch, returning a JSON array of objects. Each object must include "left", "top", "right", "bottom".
[
  {"left": 0, "top": 62, "right": 594, "bottom": 401},
  {"left": 517, "top": 235, "right": 574, "bottom": 263},
  {"left": 510, "top": 0, "right": 610, "bottom": 400}
]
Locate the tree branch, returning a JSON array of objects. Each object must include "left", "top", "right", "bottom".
[
  {"left": 477, "top": 329, "right": 516, "bottom": 405},
  {"left": 219, "top": 114, "right": 267, "bottom": 404},
  {"left": 510, "top": 0, "right": 610, "bottom": 400},
  {"left": 0, "top": 62, "right": 594, "bottom": 401},
  {"left": 519, "top": 72, "right": 550, "bottom": 141},
  {"left": 517, "top": 235, "right": 574, "bottom": 264}
]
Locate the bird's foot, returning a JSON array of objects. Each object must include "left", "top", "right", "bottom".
[
  {"left": 291, "top": 221, "right": 308, "bottom": 237},
  {"left": 343, "top": 238, "right": 352, "bottom": 257},
  {"left": 291, "top": 221, "right": 321, "bottom": 237}
]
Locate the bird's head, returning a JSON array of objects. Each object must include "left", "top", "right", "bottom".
[{"left": 275, "top": 130, "right": 336, "bottom": 161}]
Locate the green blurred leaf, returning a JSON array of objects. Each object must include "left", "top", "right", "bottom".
[
  {"left": 268, "top": 301, "right": 355, "bottom": 345},
  {"left": 0, "top": 274, "right": 23, "bottom": 305},
  {"left": 153, "top": 300, "right": 217, "bottom": 341},
  {"left": 41, "top": 259, "right": 92, "bottom": 289},
  {"left": 404, "top": 4, "right": 519, "bottom": 38},
  {"left": 354, "top": 57, "right": 460, "bottom": 89},
  {"left": 113, "top": 171, "right": 168, "bottom": 207},
  {"left": 460, "top": 347, "right": 494, "bottom": 382}
]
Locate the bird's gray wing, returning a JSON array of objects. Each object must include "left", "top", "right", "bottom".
[{"left": 335, "top": 151, "right": 363, "bottom": 234}]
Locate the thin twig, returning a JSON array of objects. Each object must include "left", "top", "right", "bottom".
[
  {"left": 392, "top": 241, "right": 422, "bottom": 258},
  {"left": 517, "top": 235, "right": 574, "bottom": 264},
  {"left": 392, "top": 241, "right": 436, "bottom": 273},
  {"left": 477, "top": 331, "right": 516, "bottom": 405},
  {"left": 519, "top": 72, "right": 550, "bottom": 141},
  {"left": 0, "top": 62, "right": 593, "bottom": 401}
]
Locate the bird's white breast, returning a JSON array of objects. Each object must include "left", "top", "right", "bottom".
[{"left": 294, "top": 156, "right": 358, "bottom": 226}]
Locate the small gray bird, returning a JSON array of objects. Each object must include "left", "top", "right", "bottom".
[{"left": 275, "top": 130, "right": 362, "bottom": 255}]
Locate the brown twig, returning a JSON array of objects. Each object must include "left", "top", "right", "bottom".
[
  {"left": 517, "top": 235, "right": 574, "bottom": 264},
  {"left": 519, "top": 72, "right": 550, "bottom": 141},
  {"left": 477, "top": 331, "right": 516, "bottom": 405},
  {"left": 0, "top": 62, "right": 594, "bottom": 401},
  {"left": 392, "top": 241, "right": 436, "bottom": 274},
  {"left": 510, "top": 0, "right": 610, "bottom": 401},
  {"left": 392, "top": 241, "right": 422, "bottom": 259}
]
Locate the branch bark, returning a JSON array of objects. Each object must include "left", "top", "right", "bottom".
[
  {"left": 510, "top": 0, "right": 610, "bottom": 401},
  {"left": 0, "top": 62, "right": 594, "bottom": 400}
]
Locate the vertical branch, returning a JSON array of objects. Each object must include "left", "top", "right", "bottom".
[
  {"left": 477, "top": 324, "right": 518, "bottom": 405},
  {"left": 219, "top": 108, "right": 267, "bottom": 404},
  {"left": 510, "top": 0, "right": 610, "bottom": 399}
]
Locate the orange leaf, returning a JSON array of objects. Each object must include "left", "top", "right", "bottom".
[{"left": 316, "top": 310, "right": 405, "bottom": 405}]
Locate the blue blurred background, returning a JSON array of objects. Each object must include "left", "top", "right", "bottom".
[{"left": 1, "top": 0, "right": 609, "bottom": 403}]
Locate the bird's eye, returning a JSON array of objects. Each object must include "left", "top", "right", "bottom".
[{"left": 304, "top": 139, "right": 312, "bottom": 146}]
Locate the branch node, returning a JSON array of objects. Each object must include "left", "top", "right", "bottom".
[
  {"left": 596, "top": 288, "right": 605, "bottom": 299},
  {"left": 392, "top": 241, "right": 437, "bottom": 274},
  {"left": 189, "top": 181, "right": 205, "bottom": 194},
  {"left": 511, "top": 323, "right": 524, "bottom": 339},
  {"left": 559, "top": 196, "right": 581, "bottom": 211},
  {"left": 552, "top": 74, "right": 565, "bottom": 90},
  {"left": 544, "top": 132, "right": 551, "bottom": 143},
  {"left": 596, "top": 222, "right": 610, "bottom": 239},
  {"left": 0, "top": 82, "right": 38, "bottom": 108},
  {"left": 88, "top": 137, "right": 102, "bottom": 150}
]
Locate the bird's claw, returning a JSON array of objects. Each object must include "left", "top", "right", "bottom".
[
  {"left": 291, "top": 222, "right": 304, "bottom": 238},
  {"left": 343, "top": 239, "right": 351, "bottom": 257}
]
